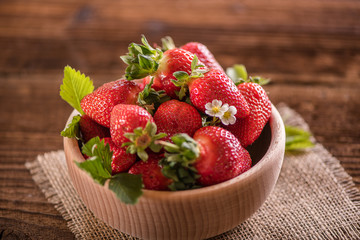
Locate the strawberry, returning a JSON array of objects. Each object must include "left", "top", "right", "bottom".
[
  {"left": 79, "top": 114, "right": 110, "bottom": 143},
  {"left": 103, "top": 137, "right": 136, "bottom": 174},
  {"left": 193, "top": 126, "right": 252, "bottom": 186},
  {"left": 128, "top": 157, "right": 172, "bottom": 191},
  {"left": 181, "top": 42, "right": 223, "bottom": 71},
  {"left": 110, "top": 104, "right": 166, "bottom": 161},
  {"left": 159, "top": 127, "right": 252, "bottom": 189},
  {"left": 188, "top": 68, "right": 250, "bottom": 118},
  {"left": 121, "top": 36, "right": 205, "bottom": 99},
  {"left": 224, "top": 82, "right": 272, "bottom": 147},
  {"left": 156, "top": 48, "right": 200, "bottom": 98},
  {"left": 81, "top": 79, "right": 141, "bottom": 128},
  {"left": 153, "top": 99, "right": 202, "bottom": 141},
  {"left": 141, "top": 76, "right": 163, "bottom": 91}
]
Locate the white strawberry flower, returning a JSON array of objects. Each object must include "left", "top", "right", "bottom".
[
  {"left": 220, "top": 104, "right": 237, "bottom": 125},
  {"left": 205, "top": 100, "right": 228, "bottom": 117}
]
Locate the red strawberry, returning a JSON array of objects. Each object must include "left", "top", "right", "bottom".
[
  {"left": 155, "top": 48, "right": 200, "bottom": 98},
  {"left": 160, "top": 127, "right": 252, "bottom": 189},
  {"left": 142, "top": 76, "right": 163, "bottom": 91},
  {"left": 79, "top": 114, "right": 110, "bottom": 143},
  {"left": 128, "top": 157, "right": 172, "bottom": 191},
  {"left": 224, "top": 82, "right": 272, "bottom": 147},
  {"left": 103, "top": 137, "right": 136, "bottom": 174},
  {"left": 188, "top": 68, "right": 250, "bottom": 118},
  {"left": 153, "top": 100, "right": 202, "bottom": 141},
  {"left": 81, "top": 79, "right": 141, "bottom": 128},
  {"left": 110, "top": 104, "right": 154, "bottom": 147},
  {"left": 192, "top": 126, "right": 252, "bottom": 186},
  {"left": 110, "top": 104, "right": 166, "bottom": 161},
  {"left": 181, "top": 42, "right": 223, "bottom": 71},
  {"left": 121, "top": 36, "right": 204, "bottom": 99}
]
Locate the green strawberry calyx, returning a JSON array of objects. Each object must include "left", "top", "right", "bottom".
[
  {"left": 120, "top": 35, "right": 163, "bottom": 80},
  {"left": 157, "top": 134, "right": 201, "bottom": 191},
  {"left": 172, "top": 55, "right": 209, "bottom": 100},
  {"left": 77, "top": 137, "right": 143, "bottom": 204},
  {"left": 161, "top": 36, "right": 176, "bottom": 52},
  {"left": 122, "top": 121, "right": 167, "bottom": 161},
  {"left": 226, "top": 64, "right": 270, "bottom": 86},
  {"left": 137, "top": 77, "right": 171, "bottom": 115}
]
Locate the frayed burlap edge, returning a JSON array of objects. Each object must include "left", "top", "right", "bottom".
[
  {"left": 277, "top": 103, "right": 360, "bottom": 211},
  {"left": 26, "top": 151, "right": 82, "bottom": 240}
]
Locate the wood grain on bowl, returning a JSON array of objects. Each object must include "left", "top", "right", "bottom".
[{"left": 63, "top": 105, "right": 285, "bottom": 240}]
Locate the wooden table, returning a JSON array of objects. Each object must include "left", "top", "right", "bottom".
[{"left": 1, "top": 0, "right": 359, "bottom": 238}]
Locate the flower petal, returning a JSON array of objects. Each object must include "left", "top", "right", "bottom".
[
  {"left": 220, "top": 116, "right": 230, "bottom": 125},
  {"left": 220, "top": 103, "right": 229, "bottom": 112},
  {"left": 228, "top": 106, "right": 237, "bottom": 115},
  {"left": 212, "top": 99, "right": 222, "bottom": 107},
  {"left": 205, "top": 109, "right": 213, "bottom": 116},
  {"left": 205, "top": 102, "right": 212, "bottom": 110},
  {"left": 228, "top": 116, "right": 236, "bottom": 125}
]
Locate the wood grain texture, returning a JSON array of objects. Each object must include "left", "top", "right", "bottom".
[
  {"left": 0, "top": 0, "right": 359, "bottom": 238},
  {"left": 64, "top": 107, "right": 285, "bottom": 240}
]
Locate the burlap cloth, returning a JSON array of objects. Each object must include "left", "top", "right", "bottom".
[{"left": 25, "top": 104, "right": 360, "bottom": 239}]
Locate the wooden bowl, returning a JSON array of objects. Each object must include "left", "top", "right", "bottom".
[{"left": 64, "top": 105, "right": 285, "bottom": 240}]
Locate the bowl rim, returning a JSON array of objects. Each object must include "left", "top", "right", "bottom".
[{"left": 64, "top": 103, "right": 284, "bottom": 200}]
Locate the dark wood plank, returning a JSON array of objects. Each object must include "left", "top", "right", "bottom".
[{"left": 0, "top": 0, "right": 359, "bottom": 238}]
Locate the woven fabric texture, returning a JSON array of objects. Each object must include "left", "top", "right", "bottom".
[{"left": 26, "top": 104, "right": 360, "bottom": 239}]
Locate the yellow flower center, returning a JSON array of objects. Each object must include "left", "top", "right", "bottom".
[
  {"left": 212, "top": 106, "right": 220, "bottom": 113},
  {"left": 223, "top": 111, "right": 231, "bottom": 119}
]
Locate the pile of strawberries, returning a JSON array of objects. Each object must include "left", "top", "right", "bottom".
[{"left": 62, "top": 36, "right": 272, "bottom": 192}]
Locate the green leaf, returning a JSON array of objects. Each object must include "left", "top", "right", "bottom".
[
  {"left": 61, "top": 115, "right": 81, "bottom": 139},
  {"left": 77, "top": 137, "right": 145, "bottom": 204},
  {"left": 60, "top": 66, "right": 94, "bottom": 114},
  {"left": 76, "top": 158, "right": 112, "bottom": 185},
  {"left": 108, "top": 173, "right": 143, "bottom": 204},
  {"left": 285, "top": 125, "right": 315, "bottom": 152},
  {"left": 81, "top": 137, "right": 113, "bottom": 175}
]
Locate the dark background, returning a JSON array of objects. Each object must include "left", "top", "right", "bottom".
[{"left": 0, "top": 0, "right": 359, "bottom": 238}]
